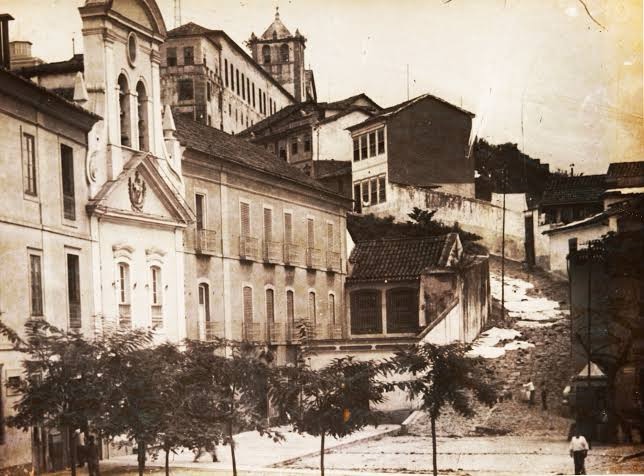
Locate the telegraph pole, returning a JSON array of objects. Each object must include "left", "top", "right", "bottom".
[{"left": 501, "top": 164, "right": 507, "bottom": 323}]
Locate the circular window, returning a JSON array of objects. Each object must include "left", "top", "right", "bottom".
[{"left": 127, "top": 32, "right": 138, "bottom": 66}]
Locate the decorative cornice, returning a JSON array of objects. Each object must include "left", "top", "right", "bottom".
[{"left": 112, "top": 242, "right": 135, "bottom": 260}]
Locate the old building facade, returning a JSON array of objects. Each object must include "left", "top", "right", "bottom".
[
  {"left": 175, "top": 115, "right": 351, "bottom": 364},
  {"left": 160, "top": 22, "right": 296, "bottom": 135},
  {"left": 0, "top": 67, "right": 99, "bottom": 471}
]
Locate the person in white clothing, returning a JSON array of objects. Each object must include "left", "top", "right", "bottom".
[{"left": 569, "top": 429, "right": 590, "bottom": 475}]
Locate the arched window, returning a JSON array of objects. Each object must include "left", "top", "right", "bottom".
[
  {"left": 117, "top": 74, "right": 131, "bottom": 147},
  {"left": 199, "top": 283, "right": 213, "bottom": 340},
  {"left": 262, "top": 45, "right": 271, "bottom": 64},
  {"left": 350, "top": 289, "right": 381, "bottom": 335},
  {"left": 280, "top": 44, "right": 289, "bottom": 62},
  {"left": 308, "top": 291, "right": 316, "bottom": 326},
  {"left": 386, "top": 288, "right": 419, "bottom": 333},
  {"left": 150, "top": 266, "right": 163, "bottom": 328},
  {"left": 117, "top": 262, "right": 131, "bottom": 328},
  {"left": 328, "top": 293, "right": 336, "bottom": 324},
  {"left": 136, "top": 81, "right": 148, "bottom": 151}
]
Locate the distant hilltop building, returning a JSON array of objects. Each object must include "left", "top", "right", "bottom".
[{"left": 248, "top": 8, "right": 316, "bottom": 103}]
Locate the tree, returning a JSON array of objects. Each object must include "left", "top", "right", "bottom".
[
  {"left": 6, "top": 319, "right": 103, "bottom": 476},
  {"left": 383, "top": 343, "right": 498, "bottom": 476},
  {"left": 183, "top": 339, "right": 281, "bottom": 476},
  {"left": 272, "top": 356, "right": 385, "bottom": 476},
  {"left": 97, "top": 341, "right": 180, "bottom": 476}
]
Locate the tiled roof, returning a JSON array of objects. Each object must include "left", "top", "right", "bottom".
[
  {"left": 347, "top": 234, "right": 457, "bottom": 283},
  {"left": 607, "top": 161, "right": 644, "bottom": 178},
  {"left": 174, "top": 116, "right": 346, "bottom": 201},
  {"left": 347, "top": 93, "right": 475, "bottom": 131},
  {"left": 540, "top": 174, "right": 607, "bottom": 206},
  {"left": 16, "top": 54, "right": 84, "bottom": 77},
  {"left": 240, "top": 93, "right": 381, "bottom": 136},
  {"left": 167, "top": 22, "right": 212, "bottom": 37}
]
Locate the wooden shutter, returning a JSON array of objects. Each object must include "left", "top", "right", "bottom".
[
  {"left": 263, "top": 208, "right": 273, "bottom": 243},
  {"left": 307, "top": 218, "right": 315, "bottom": 249},
  {"left": 30, "top": 254, "right": 43, "bottom": 316},
  {"left": 326, "top": 223, "right": 334, "bottom": 251},
  {"left": 308, "top": 292, "right": 316, "bottom": 325},
  {"left": 329, "top": 294, "right": 336, "bottom": 324},
  {"left": 195, "top": 194, "right": 205, "bottom": 230},
  {"left": 284, "top": 212, "right": 292, "bottom": 244},
  {"left": 240, "top": 202, "right": 250, "bottom": 237},
  {"left": 265, "top": 289, "right": 274, "bottom": 323},
  {"left": 243, "top": 286, "right": 253, "bottom": 324},
  {"left": 67, "top": 254, "right": 81, "bottom": 328},
  {"left": 286, "top": 290, "right": 294, "bottom": 325}
]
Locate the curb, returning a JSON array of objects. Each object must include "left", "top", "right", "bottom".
[{"left": 271, "top": 425, "right": 402, "bottom": 468}]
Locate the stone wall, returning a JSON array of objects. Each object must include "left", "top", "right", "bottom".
[{"left": 368, "top": 184, "right": 527, "bottom": 261}]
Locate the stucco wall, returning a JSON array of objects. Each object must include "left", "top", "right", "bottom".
[
  {"left": 547, "top": 224, "right": 610, "bottom": 277},
  {"left": 421, "top": 301, "right": 461, "bottom": 345},
  {"left": 314, "top": 111, "right": 371, "bottom": 163},
  {"left": 368, "top": 184, "right": 526, "bottom": 261}
]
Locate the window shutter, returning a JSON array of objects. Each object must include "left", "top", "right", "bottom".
[
  {"left": 30, "top": 255, "right": 43, "bottom": 316},
  {"left": 195, "top": 194, "right": 205, "bottom": 230},
  {"left": 326, "top": 223, "right": 334, "bottom": 251},
  {"left": 284, "top": 212, "right": 292, "bottom": 244},
  {"left": 263, "top": 208, "right": 273, "bottom": 243},
  {"left": 286, "top": 290, "right": 294, "bottom": 325},
  {"left": 265, "top": 289, "right": 274, "bottom": 323},
  {"left": 329, "top": 294, "right": 336, "bottom": 324},
  {"left": 240, "top": 202, "right": 250, "bottom": 237},
  {"left": 308, "top": 292, "right": 316, "bottom": 325},
  {"left": 243, "top": 286, "right": 253, "bottom": 323},
  {"left": 307, "top": 218, "right": 314, "bottom": 249}
]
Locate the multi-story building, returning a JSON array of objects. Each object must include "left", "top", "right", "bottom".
[
  {"left": 348, "top": 94, "right": 476, "bottom": 214},
  {"left": 175, "top": 115, "right": 352, "bottom": 364},
  {"left": 239, "top": 93, "right": 381, "bottom": 179},
  {"left": 247, "top": 8, "right": 316, "bottom": 103},
  {"left": 0, "top": 60, "right": 99, "bottom": 472},
  {"left": 160, "top": 21, "right": 296, "bottom": 135},
  {"left": 2, "top": 1, "right": 195, "bottom": 470}
]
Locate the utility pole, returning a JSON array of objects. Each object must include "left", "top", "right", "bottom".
[
  {"left": 406, "top": 64, "right": 410, "bottom": 101},
  {"left": 587, "top": 253, "right": 592, "bottom": 393},
  {"left": 174, "top": 0, "right": 182, "bottom": 28},
  {"left": 501, "top": 164, "right": 507, "bottom": 323}
]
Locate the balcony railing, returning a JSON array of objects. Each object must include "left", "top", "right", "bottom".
[
  {"left": 326, "top": 251, "right": 342, "bottom": 272},
  {"left": 204, "top": 321, "right": 224, "bottom": 341},
  {"left": 263, "top": 240, "right": 282, "bottom": 263},
  {"left": 151, "top": 305, "right": 163, "bottom": 328},
  {"left": 268, "top": 321, "right": 290, "bottom": 344},
  {"left": 306, "top": 248, "right": 322, "bottom": 269},
  {"left": 63, "top": 195, "right": 76, "bottom": 220},
  {"left": 119, "top": 304, "right": 132, "bottom": 329},
  {"left": 239, "top": 236, "right": 259, "bottom": 260},
  {"left": 195, "top": 228, "right": 218, "bottom": 255},
  {"left": 283, "top": 243, "right": 303, "bottom": 266},
  {"left": 243, "top": 321, "right": 266, "bottom": 342},
  {"left": 69, "top": 301, "right": 81, "bottom": 329}
]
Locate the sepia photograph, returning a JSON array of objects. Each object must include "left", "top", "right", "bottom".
[{"left": 0, "top": 0, "right": 642, "bottom": 475}]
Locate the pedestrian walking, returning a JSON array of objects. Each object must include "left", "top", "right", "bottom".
[
  {"left": 541, "top": 381, "right": 548, "bottom": 410},
  {"left": 193, "top": 442, "right": 218, "bottom": 463},
  {"left": 86, "top": 435, "right": 100, "bottom": 476},
  {"left": 569, "top": 429, "right": 589, "bottom": 475},
  {"left": 523, "top": 380, "right": 535, "bottom": 406}
]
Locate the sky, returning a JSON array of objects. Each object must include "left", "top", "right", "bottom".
[{"left": 4, "top": 0, "right": 643, "bottom": 174}]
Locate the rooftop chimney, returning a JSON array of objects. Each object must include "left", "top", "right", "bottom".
[{"left": 0, "top": 14, "right": 15, "bottom": 69}]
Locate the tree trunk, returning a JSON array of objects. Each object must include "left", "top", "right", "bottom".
[
  {"left": 137, "top": 442, "right": 146, "bottom": 476},
  {"left": 165, "top": 446, "right": 170, "bottom": 476},
  {"left": 431, "top": 415, "right": 438, "bottom": 476},
  {"left": 69, "top": 428, "right": 77, "bottom": 476},
  {"left": 229, "top": 421, "right": 237, "bottom": 476},
  {"left": 320, "top": 432, "right": 325, "bottom": 476}
]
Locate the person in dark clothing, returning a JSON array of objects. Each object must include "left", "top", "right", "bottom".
[
  {"left": 86, "top": 436, "right": 100, "bottom": 476},
  {"left": 541, "top": 381, "right": 548, "bottom": 410}
]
